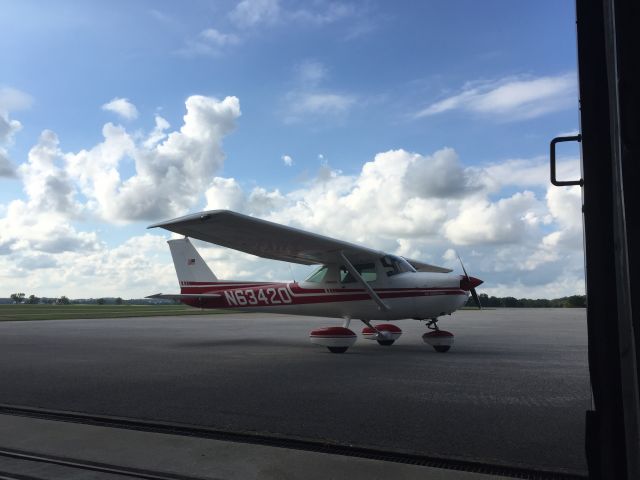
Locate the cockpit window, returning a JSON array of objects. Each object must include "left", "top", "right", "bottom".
[
  {"left": 381, "top": 255, "right": 416, "bottom": 276},
  {"left": 305, "top": 266, "right": 328, "bottom": 283}
]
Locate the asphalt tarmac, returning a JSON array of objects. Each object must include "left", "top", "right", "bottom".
[{"left": 0, "top": 309, "right": 589, "bottom": 475}]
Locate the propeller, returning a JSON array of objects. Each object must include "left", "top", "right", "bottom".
[{"left": 457, "top": 253, "right": 482, "bottom": 309}]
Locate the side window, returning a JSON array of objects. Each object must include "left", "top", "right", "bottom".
[
  {"left": 381, "top": 256, "right": 397, "bottom": 276},
  {"left": 305, "top": 266, "right": 328, "bottom": 283},
  {"left": 340, "top": 263, "right": 377, "bottom": 283},
  {"left": 339, "top": 266, "right": 353, "bottom": 283},
  {"left": 358, "top": 263, "right": 377, "bottom": 282}
]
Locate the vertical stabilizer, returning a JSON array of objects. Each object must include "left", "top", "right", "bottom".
[{"left": 167, "top": 238, "right": 217, "bottom": 284}]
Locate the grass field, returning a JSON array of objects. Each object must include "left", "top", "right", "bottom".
[{"left": 0, "top": 304, "right": 222, "bottom": 321}]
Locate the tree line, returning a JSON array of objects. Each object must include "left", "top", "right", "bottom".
[
  {"left": 8, "top": 293, "right": 123, "bottom": 305},
  {"left": 467, "top": 293, "right": 586, "bottom": 308}
]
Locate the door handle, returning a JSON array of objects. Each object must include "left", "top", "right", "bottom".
[{"left": 550, "top": 134, "right": 583, "bottom": 186}]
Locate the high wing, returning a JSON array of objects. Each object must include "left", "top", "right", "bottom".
[
  {"left": 148, "top": 210, "right": 452, "bottom": 272},
  {"left": 406, "top": 259, "right": 453, "bottom": 274}
]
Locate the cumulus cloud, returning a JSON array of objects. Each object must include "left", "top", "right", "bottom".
[
  {"left": 415, "top": 73, "right": 577, "bottom": 121},
  {"left": 484, "top": 155, "right": 579, "bottom": 190},
  {"left": 404, "top": 147, "right": 484, "bottom": 198},
  {"left": 0, "top": 152, "right": 15, "bottom": 177},
  {"left": 68, "top": 95, "right": 241, "bottom": 222},
  {"left": 0, "top": 114, "right": 21, "bottom": 177},
  {"left": 102, "top": 97, "right": 139, "bottom": 120},
  {"left": 0, "top": 87, "right": 33, "bottom": 177},
  {"left": 0, "top": 91, "right": 585, "bottom": 299},
  {"left": 0, "top": 233, "right": 175, "bottom": 298},
  {"left": 199, "top": 146, "right": 584, "bottom": 298},
  {"left": 19, "top": 130, "right": 80, "bottom": 215},
  {"left": 0, "top": 94, "right": 243, "bottom": 299},
  {"left": 0, "top": 199, "right": 100, "bottom": 260},
  {"left": 281, "top": 154, "right": 293, "bottom": 166},
  {"left": 444, "top": 191, "right": 541, "bottom": 245}
]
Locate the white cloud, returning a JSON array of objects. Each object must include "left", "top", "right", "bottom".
[
  {"left": 0, "top": 153, "right": 15, "bottom": 177},
  {"left": 283, "top": 60, "right": 356, "bottom": 123},
  {"left": 199, "top": 146, "right": 584, "bottom": 298},
  {"left": 416, "top": 73, "right": 577, "bottom": 120},
  {"left": 0, "top": 87, "right": 34, "bottom": 113},
  {"left": 19, "top": 130, "right": 80, "bottom": 215},
  {"left": 0, "top": 113, "right": 22, "bottom": 177},
  {"left": 289, "top": 2, "right": 356, "bottom": 25},
  {"left": 483, "top": 155, "right": 581, "bottom": 190},
  {"left": 404, "top": 147, "right": 485, "bottom": 198},
  {"left": 201, "top": 28, "right": 240, "bottom": 47},
  {"left": 0, "top": 92, "right": 585, "bottom": 299},
  {"left": 281, "top": 154, "right": 293, "bottom": 166},
  {"left": 0, "top": 233, "right": 175, "bottom": 298},
  {"left": 229, "top": 0, "right": 281, "bottom": 28},
  {"left": 295, "top": 60, "right": 327, "bottom": 87},
  {"left": 444, "top": 191, "right": 541, "bottom": 245},
  {"left": 284, "top": 91, "right": 356, "bottom": 123},
  {"left": 68, "top": 95, "right": 241, "bottom": 222},
  {"left": 0, "top": 87, "right": 32, "bottom": 177},
  {"left": 179, "top": 28, "right": 242, "bottom": 57},
  {"left": 229, "top": 0, "right": 357, "bottom": 29},
  {"left": 102, "top": 97, "right": 139, "bottom": 120}
]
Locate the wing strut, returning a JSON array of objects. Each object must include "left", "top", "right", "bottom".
[{"left": 339, "top": 251, "right": 390, "bottom": 311}]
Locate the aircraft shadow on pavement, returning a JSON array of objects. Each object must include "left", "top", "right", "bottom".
[{"left": 172, "top": 338, "right": 299, "bottom": 348}]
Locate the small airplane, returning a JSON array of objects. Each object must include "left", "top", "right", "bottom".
[{"left": 148, "top": 210, "right": 483, "bottom": 353}]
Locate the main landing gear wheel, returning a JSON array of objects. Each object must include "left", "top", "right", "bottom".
[
  {"left": 433, "top": 345, "right": 451, "bottom": 353},
  {"left": 309, "top": 327, "right": 357, "bottom": 353},
  {"left": 421, "top": 318, "right": 454, "bottom": 353},
  {"left": 327, "top": 346, "right": 349, "bottom": 354},
  {"left": 361, "top": 323, "right": 403, "bottom": 346}
]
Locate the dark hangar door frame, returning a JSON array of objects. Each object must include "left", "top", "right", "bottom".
[{"left": 575, "top": 0, "right": 639, "bottom": 478}]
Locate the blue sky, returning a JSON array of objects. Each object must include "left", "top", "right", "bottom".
[{"left": 0, "top": 0, "right": 584, "bottom": 299}]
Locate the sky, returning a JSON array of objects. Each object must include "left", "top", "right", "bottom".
[{"left": 0, "top": 0, "right": 584, "bottom": 299}]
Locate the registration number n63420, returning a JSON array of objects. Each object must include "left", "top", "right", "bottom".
[{"left": 224, "top": 287, "right": 292, "bottom": 306}]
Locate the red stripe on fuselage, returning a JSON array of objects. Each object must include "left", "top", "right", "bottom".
[{"left": 179, "top": 281, "right": 466, "bottom": 309}]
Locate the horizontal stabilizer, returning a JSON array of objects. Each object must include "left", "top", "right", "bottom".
[{"left": 146, "top": 293, "right": 222, "bottom": 301}]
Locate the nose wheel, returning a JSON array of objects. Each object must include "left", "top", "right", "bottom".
[{"left": 422, "top": 318, "right": 454, "bottom": 353}]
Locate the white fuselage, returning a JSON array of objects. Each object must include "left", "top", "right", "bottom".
[{"left": 181, "top": 271, "right": 470, "bottom": 321}]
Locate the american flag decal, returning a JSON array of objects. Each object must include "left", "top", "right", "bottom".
[{"left": 187, "top": 258, "right": 196, "bottom": 265}]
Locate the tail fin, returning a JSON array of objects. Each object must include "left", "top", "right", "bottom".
[{"left": 167, "top": 238, "right": 217, "bottom": 285}]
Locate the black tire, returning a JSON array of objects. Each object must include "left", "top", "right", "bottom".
[
  {"left": 377, "top": 339, "right": 395, "bottom": 346},
  {"left": 328, "top": 346, "right": 348, "bottom": 353},
  {"left": 433, "top": 345, "right": 451, "bottom": 353}
]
